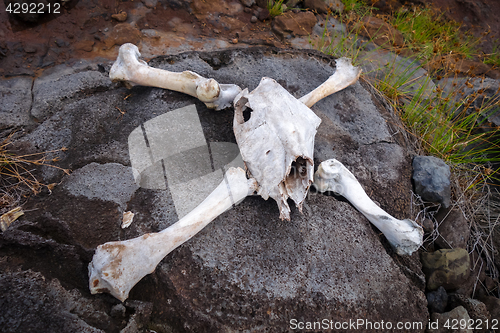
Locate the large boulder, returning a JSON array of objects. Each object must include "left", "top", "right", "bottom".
[{"left": 1, "top": 48, "right": 428, "bottom": 331}]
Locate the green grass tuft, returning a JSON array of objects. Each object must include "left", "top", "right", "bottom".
[
  {"left": 390, "top": 6, "right": 479, "bottom": 61},
  {"left": 267, "top": 0, "right": 286, "bottom": 18}
]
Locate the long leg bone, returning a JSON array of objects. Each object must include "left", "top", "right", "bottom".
[
  {"left": 299, "top": 58, "right": 362, "bottom": 108},
  {"left": 89, "top": 167, "right": 258, "bottom": 302},
  {"left": 110, "top": 43, "right": 242, "bottom": 110},
  {"left": 313, "top": 159, "right": 423, "bottom": 255}
]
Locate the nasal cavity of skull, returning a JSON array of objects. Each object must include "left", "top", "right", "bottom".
[
  {"left": 235, "top": 97, "right": 252, "bottom": 124},
  {"left": 290, "top": 157, "right": 308, "bottom": 178},
  {"left": 243, "top": 108, "right": 253, "bottom": 122}
]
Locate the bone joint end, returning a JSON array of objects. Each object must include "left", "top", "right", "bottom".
[
  {"left": 314, "top": 159, "right": 423, "bottom": 255},
  {"left": 299, "top": 57, "right": 361, "bottom": 108},
  {"left": 88, "top": 167, "right": 252, "bottom": 301}
]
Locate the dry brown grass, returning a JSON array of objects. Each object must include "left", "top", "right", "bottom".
[{"left": 0, "top": 133, "right": 70, "bottom": 210}]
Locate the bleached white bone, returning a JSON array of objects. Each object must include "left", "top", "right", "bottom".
[
  {"left": 299, "top": 58, "right": 362, "bottom": 108},
  {"left": 110, "top": 43, "right": 242, "bottom": 110},
  {"left": 89, "top": 167, "right": 258, "bottom": 302},
  {"left": 233, "top": 77, "right": 322, "bottom": 220},
  {"left": 314, "top": 159, "right": 423, "bottom": 255}
]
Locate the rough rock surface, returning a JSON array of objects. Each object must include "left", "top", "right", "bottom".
[
  {"left": 0, "top": 48, "right": 428, "bottom": 331},
  {"left": 412, "top": 155, "right": 451, "bottom": 208},
  {"left": 304, "top": 0, "right": 328, "bottom": 13},
  {"left": 428, "top": 306, "right": 472, "bottom": 333},
  {"left": 31, "top": 63, "right": 114, "bottom": 121},
  {"left": 434, "top": 207, "right": 470, "bottom": 249},
  {"left": 421, "top": 248, "right": 470, "bottom": 290},
  {"left": 272, "top": 12, "right": 318, "bottom": 39},
  {"left": 427, "top": 286, "right": 448, "bottom": 313},
  {"left": 448, "top": 294, "right": 491, "bottom": 324},
  {"left": 0, "top": 76, "right": 34, "bottom": 129},
  {"left": 478, "top": 296, "right": 500, "bottom": 320}
]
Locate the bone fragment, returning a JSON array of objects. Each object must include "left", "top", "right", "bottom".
[
  {"left": 121, "top": 211, "right": 135, "bottom": 229},
  {"left": 314, "top": 159, "right": 423, "bottom": 255},
  {"left": 299, "top": 58, "right": 362, "bottom": 108},
  {"left": 0, "top": 207, "right": 24, "bottom": 232},
  {"left": 233, "top": 77, "right": 321, "bottom": 220},
  {"left": 89, "top": 167, "right": 258, "bottom": 301},
  {"left": 110, "top": 43, "right": 242, "bottom": 110}
]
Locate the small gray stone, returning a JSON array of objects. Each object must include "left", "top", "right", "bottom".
[
  {"left": 257, "top": 8, "right": 270, "bottom": 20},
  {"left": 429, "top": 306, "right": 472, "bottom": 333},
  {"left": 24, "top": 45, "right": 37, "bottom": 53},
  {"left": 141, "top": 29, "right": 161, "bottom": 39},
  {"left": 240, "top": 0, "right": 255, "bottom": 7},
  {"left": 422, "top": 217, "right": 434, "bottom": 234},
  {"left": 436, "top": 77, "right": 500, "bottom": 127},
  {"left": 110, "top": 304, "right": 127, "bottom": 318},
  {"left": 427, "top": 286, "right": 448, "bottom": 313},
  {"left": 55, "top": 38, "right": 66, "bottom": 48},
  {"left": 412, "top": 156, "right": 451, "bottom": 208},
  {"left": 251, "top": 15, "right": 258, "bottom": 23},
  {"left": 360, "top": 51, "right": 436, "bottom": 101}
]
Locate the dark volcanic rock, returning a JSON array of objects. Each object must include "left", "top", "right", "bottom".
[
  {"left": 0, "top": 76, "right": 35, "bottom": 129},
  {"left": 1, "top": 48, "right": 428, "bottom": 331},
  {"left": 412, "top": 155, "right": 451, "bottom": 208},
  {"left": 0, "top": 270, "right": 110, "bottom": 333},
  {"left": 428, "top": 306, "right": 472, "bottom": 333},
  {"left": 427, "top": 286, "right": 448, "bottom": 313},
  {"left": 30, "top": 63, "right": 114, "bottom": 122},
  {"left": 434, "top": 206, "right": 470, "bottom": 249},
  {"left": 448, "top": 294, "right": 491, "bottom": 324}
]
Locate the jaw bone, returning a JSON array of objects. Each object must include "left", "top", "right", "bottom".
[
  {"left": 110, "top": 43, "right": 242, "bottom": 110},
  {"left": 314, "top": 159, "right": 423, "bottom": 256},
  {"left": 89, "top": 167, "right": 258, "bottom": 302}
]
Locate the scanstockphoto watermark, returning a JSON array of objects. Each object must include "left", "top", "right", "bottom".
[{"left": 290, "top": 318, "right": 424, "bottom": 331}]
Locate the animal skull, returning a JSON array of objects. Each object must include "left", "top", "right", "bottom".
[
  {"left": 88, "top": 44, "right": 422, "bottom": 301},
  {"left": 233, "top": 78, "right": 321, "bottom": 220}
]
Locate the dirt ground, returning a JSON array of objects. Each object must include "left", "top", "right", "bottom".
[
  {"left": 0, "top": 0, "right": 286, "bottom": 77},
  {"left": 0, "top": 0, "right": 498, "bottom": 79}
]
